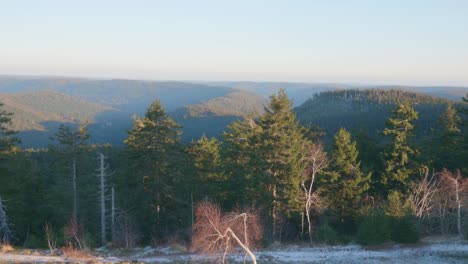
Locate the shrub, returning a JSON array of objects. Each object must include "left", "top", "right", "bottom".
[
  {"left": 356, "top": 210, "right": 391, "bottom": 246},
  {"left": 390, "top": 215, "right": 420, "bottom": 243},
  {"left": 313, "top": 221, "right": 338, "bottom": 244},
  {"left": 385, "top": 191, "right": 408, "bottom": 218},
  {"left": 23, "top": 234, "right": 45, "bottom": 248}
]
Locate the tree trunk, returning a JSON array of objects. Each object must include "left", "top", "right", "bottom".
[
  {"left": 228, "top": 229, "right": 257, "bottom": 264},
  {"left": 306, "top": 202, "right": 312, "bottom": 243},
  {"left": 272, "top": 185, "right": 277, "bottom": 241},
  {"left": 111, "top": 187, "right": 115, "bottom": 243},
  {"left": 99, "top": 153, "right": 107, "bottom": 246},
  {"left": 455, "top": 180, "right": 461, "bottom": 236},
  {"left": 72, "top": 158, "right": 77, "bottom": 222}
]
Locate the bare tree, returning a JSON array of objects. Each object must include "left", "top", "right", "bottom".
[
  {"left": 439, "top": 170, "right": 468, "bottom": 236},
  {"left": 111, "top": 187, "right": 115, "bottom": 243},
  {"left": 64, "top": 217, "right": 83, "bottom": 249},
  {"left": 191, "top": 201, "right": 262, "bottom": 264},
  {"left": 409, "top": 170, "right": 440, "bottom": 220},
  {"left": 0, "top": 197, "right": 12, "bottom": 244},
  {"left": 96, "top": 153, "right": 113, "bottom": 247},
  {"left": 301, "top": 142, "right": 328, "bottom": 243},
  {"left": 44, "top": 222, "right": 57, "bottom": 253}
]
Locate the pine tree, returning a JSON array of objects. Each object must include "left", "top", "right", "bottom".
[
  {"left": 223, "top": 90, "right": 308, "bottom": 241},
  {"left": 460, "top": 94, "right": 468, "bottom": 174},
  {"left": 186, "top": 135, "right": 226, "bottom": 203},
  {"left": 0, "top": 102, "right": 19, "bottom": 153},
  {"left": 382, "top": 103, "right": 419, "bottom": 191},
  {"left": 50, "top": 122, "right": 90, "bottom": 222},
  {"left": 326, "top": 128, "right": 371, "bottom": 223},
  {"left": 433, "top": 104, "right": 462, "bottom": 171},
  {"left": 223, "top": 115, "right": 266, "bottom": 209},
  {"left": 124, "top": 100, "right": 187, "bottom": 239}
]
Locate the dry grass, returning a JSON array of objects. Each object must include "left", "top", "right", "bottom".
[
  {"left": 61, "top": 244, "right": 93, "bottom": 260},
  {"left": 0, "top": 243, "right": 15, "bottom": 253}
]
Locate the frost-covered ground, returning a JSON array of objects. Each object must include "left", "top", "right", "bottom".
[{"left": 1, "top": 236, "right": 467, "bottom": 263}]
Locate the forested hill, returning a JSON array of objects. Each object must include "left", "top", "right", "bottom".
[
  {"left": 0, "top": 76, "right": 466, "bottom": 147},
  {"left": 171, "top": 90, "right": 266, "bottom": 140},
  {"left": 295, "top": 89, "right": 454, "bottom": 140},
  {"left": 172, "top": 90, "right": 266, "bottom": 118},
  {"left": 0, "top": 90, "right": 112, "bottom": 131}
]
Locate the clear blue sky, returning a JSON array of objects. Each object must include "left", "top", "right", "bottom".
[{"left": 1, "top": 0, "right": 467, "bottom": 85}]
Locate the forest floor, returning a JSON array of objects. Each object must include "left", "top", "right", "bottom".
[{"left": 1, "top": 236, "right": 467, "bottom": 263}]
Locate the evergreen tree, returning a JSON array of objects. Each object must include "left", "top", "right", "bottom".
[
  {"left": 382, "top": 103, "right": 419, "bottom": 191},
  {"left": 326, "top": 128, "right": 371, "bottom": 227},
  {"left": 50, "top": 123, "right": 90, "bottom": 222},
  {"left": 352, "top": 126, "right": 383, "bottom": 175},
  {"left": 0, "top": 102, "right": 19, "bottom": 153},
  {"left": 223, "top": 90, "right": 308, "bottom": 241},
  {"left": 124, "top": 100, "right": 188, "bottom": 240},
  {"left": 259, "top": 90, "right": 308, "bottom": 240},
  {"left": 460, "top": 94, "right": 468, "bottom": 174},
  {"left": 186, "top": 135, "right": 226, "bottom": 204},
  {"left": 222, "top": 115, "right": 265, "bottom": 209},
  {"left": 433, "top": 104, "right": 462, "bottom": 171}
]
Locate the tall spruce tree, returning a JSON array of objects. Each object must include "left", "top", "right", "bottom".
[
  {"left": 259, "top": 90, "right": 308, "bottom": 240},
  {"left": 186, "top": 135, "right": 226, "bottom": 203},
  {"left": 223, "top": 115, "right": 266, "bottom": 209},
  {"left": 433, "top": 104, "right": 462, "bottom": 171},
  {"left": 382, "top": 103, "right": 419, "bottom": 191},
  {"left": 223, "top": 90, "right": 307, "bottom": 241},
  {"left": 461, "top": 94, "right": 468, "bottom": 174},
  {"left": 0, "top": 102, "right": 19, "bottom": 153},
  {"left": 124, "top": 100, "right": 188, "bottom": 240},
  {"left": 326, "top": 128, "right": 371, "bottom": 224}
]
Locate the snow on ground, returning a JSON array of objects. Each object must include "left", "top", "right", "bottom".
[{"left": 1, "top": 237, "right": 467, "bottom": 263}]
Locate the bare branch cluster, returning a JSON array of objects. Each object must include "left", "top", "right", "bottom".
[{"left": 191, "top": 201, "right": 262, "bottom": 264}]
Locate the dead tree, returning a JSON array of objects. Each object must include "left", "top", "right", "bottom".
[
  {"left": 111, "top": 187, "right": 115, "bottom": 243},
  {"left": 44, "top": 222, "right": 57, "bottom": 253},
  {"left": 301, "top": 142, "right": 328, "bottom": 243},
  {"left": 191, "top": 201, "right": 262, "bottom": 264},
  {"left": 0, "top": 197, "right": 12, "bottom": 244},
  {"left": 64, "top": 217, "right": 83, "bottom": 249},
  {"left": 439, "top": 170, "right": 468, "bottom": 236},
  {"left": 96, "top": 153, "right": 113, "bottom": 247}
]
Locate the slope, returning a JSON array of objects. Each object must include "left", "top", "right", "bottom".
[
  {"left": 171, "top": 90, "right": 267, "bottom": 141},
  {"left": 0, "top": 90, "right": 113, "bottom": 131},
  {"left": 295, "top": 89, "right": 455, "bottom": 141}
]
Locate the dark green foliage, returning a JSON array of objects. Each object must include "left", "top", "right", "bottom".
[
  {"left": 356, "top": 210, "right": 391, "bottom": 246},
  {"left": 0, "top": 102, "right": 19, "bottom": 152},
  {"left": 431, "top": 104, "right": 464, "bottom": 171},
  {"left": 0, "top": 88, "right": 466, "bottom": 248},
  {"left": 382, "top": 103, "right": 420, "bottom": 190},
  {"left": 186, "top": 136, "right": 227, "bottom": 203},
  {"left": 223, "top": 90, "right": 308, "bottom": 240},
  {"left": 313, "top": 221, "right": 339, "bottom": 244},
  {"left": 325, "top": 128, "right": 371, "bottom": 221},
  {"left": 296, "top": 89, "right": 452, "bottom": 143},
  {"left": 124, "top": 100, "right": 190, "bottom": 240},
  {"left": 390, "top": 216, "right": 420, "bottom": 244}
]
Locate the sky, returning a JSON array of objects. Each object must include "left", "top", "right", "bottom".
[{"left": 1, "top": 0, "right": 468, "bottom": 85}]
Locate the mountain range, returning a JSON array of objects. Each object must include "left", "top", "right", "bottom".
[{"left": 0, "top": 76, "right": 466, "bottom": 148}]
